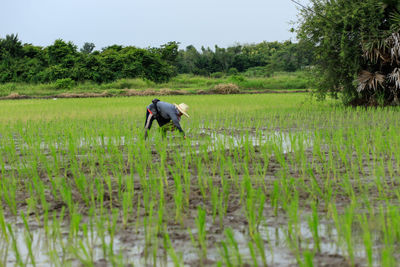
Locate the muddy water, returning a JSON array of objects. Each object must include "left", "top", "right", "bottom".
[
  {"left": 71, "top": 130, "right": 310, "bottom": 154},
  {"left": 1, "top": 130, "right": 316, "bottom": 266},
  {"left": 3, "top": 129, "right": 311, "bottom": 170},
  {"left": 2, "top": 130, "right": 377, "bottom": 266},
  {"left": 203, "top": 130, "right": 311, "bottom": 153},
  {"left": 3, "top": 214, "right": 369, "bottom": 266}
]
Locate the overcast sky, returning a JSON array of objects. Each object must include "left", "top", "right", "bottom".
[{"left": 1, "top": 0, "right": 309, "bottom": 50}]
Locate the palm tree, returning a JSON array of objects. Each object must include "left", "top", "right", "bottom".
[
  {"left": 357, "top": 32, "right": 400, "bottom": 105},
  {"left": 356, "top": 2, "right": 400, "bottom": 105}
]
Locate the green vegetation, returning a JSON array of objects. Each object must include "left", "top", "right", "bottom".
[
  {"left": 1, "top": 94, "right": 400, "bottom": 265},
  {"left": 0, "top": 71, "right": 310, "bottom": 98},
  {"left": 297, "top": 0, "right": 400, "bottom": 106},
  {"left": 0, "top": 34, "right": 313, "bottom": 87},
  {"left": 0, "top": 36, "right": 178, "bottom": 84},
  {"left": 176, "top": 41, "right": 313, "bottom": 75}
]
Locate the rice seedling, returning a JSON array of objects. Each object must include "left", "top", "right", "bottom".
[
  {"left": 7, "top": 224, "right": 22, "bottom": 266},
  {"left": 0, "top": 94, "right": 399, "bottom": 266}
]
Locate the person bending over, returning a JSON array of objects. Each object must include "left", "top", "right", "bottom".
[{"left": 144, "top": 99, "right": 189, "bottom": 139}]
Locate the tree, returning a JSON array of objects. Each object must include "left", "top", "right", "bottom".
[
  {"left": 297, "top": 0, "right": 400, "bottom": 106},
  {"left": 157, "top": 41, "right": 179, "bottom": 76},
  {"left": 47, "top": 39, "right": 78, "bottom": 66},
  {"left": 159, "top": 41, "right": 179, "bottom": 64},
  {"left": 213, "top": 45, "right": 235, "bottom": 73},
  {"left": 0, "top": 34, "right": 24, "bottom": 82},
  {"left": 0, "top": 34, "right": 23, "bottom": 58},
  {"left": 80, "top": 42, "right": 95, "bottom": 54}
]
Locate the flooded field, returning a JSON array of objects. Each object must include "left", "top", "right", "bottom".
[{"left": 1, "top": 94, "right": 400, "bottom": 266}]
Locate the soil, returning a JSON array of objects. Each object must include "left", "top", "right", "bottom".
[
  {"left": 0, "top": 89, "right": 310, "bottom": 100},
  {"left": 1, "top": 129, "right": 395, "bottom": 266}
]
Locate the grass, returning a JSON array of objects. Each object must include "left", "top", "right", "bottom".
[
  {"left": 0, "top": 71, "right": 309, "bottom": 98},
  {"left": 0, "top": 93, "right": 400, "bottom": 266}
]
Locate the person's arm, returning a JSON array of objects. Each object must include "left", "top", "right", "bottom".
[
  {"left": 144, "top": 109, "right": 155, "bottom": 139},
  {"left": 170, "top": 114, "right": 185, "bottom": 137}
]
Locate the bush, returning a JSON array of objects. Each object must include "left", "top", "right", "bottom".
[
  {"left": 0, "top": 83, "right": 16, "bottom": 96},
  {"left": 227, "top": 67, "right": 238, "bottom": 76},
  {"left": 110, "top": 79, "right": 134, "bottom": 89},
  {"left": 210, "top": 72, "right": 224, "bottom": 78},
  {"left": 243, "top": 66, "right": 273, "bottom": 78},
  {"left": 55, "top": 78, "right": 74, "bottom": 89},
  {"left": 228, "top": 75, "right": 246, "bottom": 83}
]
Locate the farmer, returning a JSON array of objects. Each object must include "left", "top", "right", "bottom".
[{"left": 144, "top": 99, "right": 189, "bottom": 139}]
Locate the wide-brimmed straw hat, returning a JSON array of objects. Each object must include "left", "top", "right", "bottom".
[{"left": 174, "top": 103, "right": 189, "bottom": 118}]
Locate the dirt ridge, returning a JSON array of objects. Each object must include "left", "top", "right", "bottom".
[{"left": 0, "top": 89, "right": 310, "bottom": 100}]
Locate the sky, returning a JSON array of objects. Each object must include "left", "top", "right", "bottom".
[{"left": 1, "top": 0, "right": 309, "bottom": 51}]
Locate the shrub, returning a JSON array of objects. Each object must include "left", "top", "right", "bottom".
[
  {"left": 55, "top": 78, "right": 74, "bottom": 89},
  {"left": 211, "top": 72, "right": 224, "bottom": 78},
  {"left": 110, "top": 79, "right": 134, "bottom": 89},
  {"left": 228, "top": 75, "right": 246, "bottom": 84},
  {"left": 243, "top": 66, "right": 273, "bottom": 78},
  {"left": 227, "top": 67, "right": 238, "bottom": 76},
  {"left": 0, "top": 83, "right": 16, "bottom": 96}
]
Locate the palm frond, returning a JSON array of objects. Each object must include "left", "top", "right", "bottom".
[
  {"left": 362, "top": 39, "right": 390, "bottom": 63},
  {"left": 386, "top": 32, "right": 400, "bottom": 64},
  {"left": 388, "top": 68, "right": 400, "bottom": 90},
  {"left": 390, "top": 11, "right": 400, "bottom": 32},
  {"left": 357, "top": 70, "right": 386, "bottom": 92}
]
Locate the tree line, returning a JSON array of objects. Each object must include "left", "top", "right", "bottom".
[
  {"left": 0, "top": 34, "right": 313, "bottom": 85},
  {"left": 176, "top": 41, "right": 313, "bottom": 76},
  {"left": 0, "top": 35, "right": 178, "bottom": 84}
]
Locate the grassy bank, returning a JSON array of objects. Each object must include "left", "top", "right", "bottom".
[{"left": 0, "top": 71, "right": 309, "bottom": 98}]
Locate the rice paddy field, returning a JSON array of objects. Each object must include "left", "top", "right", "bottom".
[{"left": 1, "top": 93, "right": 400, "bottom": 266}]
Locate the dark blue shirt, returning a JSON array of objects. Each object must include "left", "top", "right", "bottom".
[{"left": 146, "top": 101, "right": 184, "bottom": 133}]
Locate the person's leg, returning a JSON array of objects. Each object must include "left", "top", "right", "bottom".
[{"left": 156, "top": 117, "right": 169, "bottom": 139}]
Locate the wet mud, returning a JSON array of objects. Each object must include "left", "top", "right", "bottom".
[{"left": 1, "top": 129, "right": 398, "bottom": 266}]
